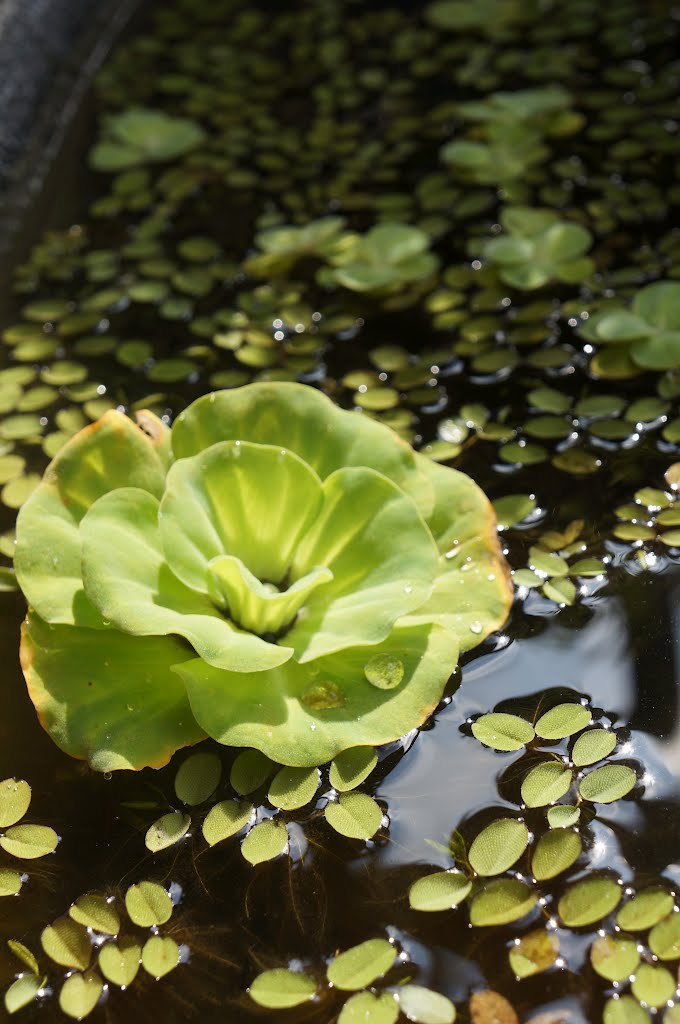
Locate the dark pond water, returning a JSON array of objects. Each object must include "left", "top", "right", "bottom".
[{"left": 2, "top": 0, "right": 680, "bottom": 1022}]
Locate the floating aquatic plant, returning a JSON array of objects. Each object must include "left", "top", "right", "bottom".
[
  {"left": 15, "top": 382, "right": 511, "bottom": 772},
  {"left": 0, "top": 779, "right": 58, "bottom": 897},
  {"left": 482, "top": 208, "right": 594, "bottom": 291},
  {"left": 319, "top": 223, "right": 440, "bottom": 295},
  {"left": 90, "top": 108, "right": 206, "bottom": 172},
  {"left": 580, "top": 281, "right": 680, "bottom": 378}
]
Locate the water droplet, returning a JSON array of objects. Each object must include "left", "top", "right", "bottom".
[
  {"left": 404, "top": 584, "right": 412, "bottom": 594},
  {"left": 301, "top": 681, "right": 344, "bottom": 710},
  {"left": 469, "top": 620, "right": 483, "bottom": 635},
  {"left": 364, "top": 653, "right": 404, "bottom": 690}
]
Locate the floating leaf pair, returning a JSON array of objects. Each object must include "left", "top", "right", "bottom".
[
  {"left": 0, "top": 778, "right": 58, "bottom": 897},
  {"left": 483, "top": 207, "right": 594, "bottom": 291}
]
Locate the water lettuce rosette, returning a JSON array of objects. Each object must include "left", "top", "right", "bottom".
[{"left": 15, "top": 383, "right": 511, "bottom": 772}]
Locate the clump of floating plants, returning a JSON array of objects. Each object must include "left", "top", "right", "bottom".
[
  {"left": 481, "top": 207, "right": 594, "bottom": 291},
  {"left": 0, "top": 778, "right": 57, "bottom": 898},
  {"left": 15, "top": 382, "right": 511, "bottom": 772}
]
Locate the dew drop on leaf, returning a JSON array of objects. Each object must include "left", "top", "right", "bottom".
[
  {"left": 363, "top": 654, "right": 404, "bottom": 690},
  {"left": 301, "top": 681, "right": 345, "bottom": 709}
]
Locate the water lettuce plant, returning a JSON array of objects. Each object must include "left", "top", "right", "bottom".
[
  {"left": 320, "top": 223, "right": 440, "bottom": 294},
  {"left": 580, "top": 281, "right": 680, "bottom": 377},
  {"left": 482, "top": 207, "right": 594, "bottom": 290},
  {"left": 15, "top": 383, "right": 511, "bottom": 773},
  {"left": 90, "top": 108, "right": 206, "bottom": 172}
]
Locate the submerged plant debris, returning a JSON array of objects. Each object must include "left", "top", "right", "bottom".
[{"left": 2, "top": 0, "right": 680, "bottom": 1021}]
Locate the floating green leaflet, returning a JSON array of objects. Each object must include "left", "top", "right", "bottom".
[
  {"left": 534, "top": 703, "right": 591, "bottom": 740},
  {"left": 579, "top": 764, "right": 636, "bottom": 804},
  {"left": 4, "top": 974, "right": 44, "bottom": 1015},
  {"left": 468, "top": 819, "right": 529, "bottom": 876},
  {"left": 329, "top": 747, "right": 378, "bottom": 792},
  {"left": 124, "top": 882, "right": 172, "bottom": 927},
  {"left": 471, "top": 714, "right": 535, "bottom": 751},
  {"left": 509, "top": 929, "right": 558, "bottom": 979},
  {"left": 268, "top": 766, "right": 320, "bottom": 810},
  {"left": 590, "top": 935, "right": 640, "bottom": 982},
  {"left": 571, "top": 729, "right": 617, "bottom": 767},
  {"left": 230, "top": 750, "right": 274, "bottom": 795},
  {"left": 631, "top": 963, "right": 676, "bottom": 1008},
  {"left": 521, "top": 761, "right": 573, "bottom": 807},
  {"left": 142, "top": 936, "right": 180, "bottom": 979},
  {"left": 409, "top": 871, "right": 472, "bottom": 912},
  {"left": 41, "top": 919, "right": 91, "bottom": 970},
  {"left": 0, "top": 780, "right": 31, "bottom": 828},
  {"left": 546, "top": 804, "right": 580, "bottom": 828},
  {"left": 558, "top": 877, "right": 621, "bottom": 927},
  {"left": 58, "top": 971, "right": 103, "bottom": 1020},
  {"left": 249, "top": 969, "right": 317, "bottom": 1009},
  {"left": 395, "top": 985, "right": 456, "bottom": 1024},
  {"left": 326, "top": 938, "right": 396, "bottom": 991},
  {"left": 469, "top": 879, "right": 536, "bottom": 927},
  {"left": 69, "top": 894, "right": 120, "bottom": 935},
  {"left": 0, "top": 825, "right": 57, "bottom": 860},
  {"left": 202, "top": 800, "right": 253, "bottom": 846},
  {"left": 98, "top": 938, "right": 141, "bottom": 987},
  {"left": 241, "top": 819, "right": 288, "bottom": 865},
  {"left": 617, "top": 888, "right": 674, "bottom": 932},
  {"left": 174, "top": 752, "right": 222, "bottom": 805},
  {"left": 531, "top": 829, "right": 581, "bottom": 880},
  {"left": 603, "top": 996, "right": 650, "bottom": 1024},
  {"left": 145, "top": 811, "right": 191, "bottom": 852},
  {"left": 648, "top": 912, "right": 680, "bottom": 959},
  {"left": 325, "top": 793, "right": 383, "bottom": 840},
  {"left": 338, "top": 991, "right": 399, "bottom": 1024}
]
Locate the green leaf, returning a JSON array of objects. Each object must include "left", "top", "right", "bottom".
[
  {"left": 325, "top": 793, "right": 383, "bottom": 839},
  {"left": 617, "top": 888, "right": 675, "bottom": 932},
  {"left": 327, "top": 938, "right": 396, "bottom": 991},
  {"left": 98, "top": 937, "right": 141, "bottom": 987},
  {"left": 4, "top": 974, "right": 44, "bottom": 1015},
  {"left": 249, "top": 969, "right": 317, "bottom": 1009},
  {"left": 469, "top": 879, "right": 536, "bottom": 927},
  {"left": 141, "top": 936, "right": 180, "bottom": 979},
  {"left": 534, "top": 703, "right": 591, "bottom": 739},
  {"left": 21, "top": 612, "right": 206, "bottom": 772},
  {"left": 92, "top": 108, "right": 205, "bottom": 169},
  {"left": 633, "top": 280, "right": 680, "bottom": 330},
  {"left": 58, "top": 971, "right": 103, "bottom": 1020},
  {"left": 338, "top": 992, "right": 399, "bottom": 1024},
  {"left": 41, "top": 918, "right": 91, "bottom": 970},
  {"left": 230, "top": 750, "right": 274, "bottom": 795},
  {"left": 558, "top": 877, "right": 621, "bottom": 927},
  {"left": 241, "top": 819, "right": 289, "bottom": 865},
  {"left": 408, "top": 870, "right": 472, "bottom": 912},
  {"left": 145, "top": 811, "right": 191, "bottom": 853},
  {"left": 0, "top": 824, "right": 58, "bottom": 860},
  {"left": 492, "top": 494, "right": 537, "bottom": 529},
  {"left": 174, "top": 752, "right": 222, "bottom": 806},
  {"left": 69, "top": 894, "right": 120, "bottom": 935},
  {"left": 471, "top": 713, "right": 535, "bottom": 751},
  {"left": 531, "top": 829, "right": 582, "bottom": 880},
  {"left": 509, "top": 929, "right": 559, "bottom": 979},
  {"left": 7, "top": 941, "right": 39, "bottom": 974},
  {"left": 595, "top": 310, "right": 650, "bottom": 342},
  {"left": 521, "top": 761, "right": 573, "bottom": 807},
  {"left": 631, "top": 963, "right": 676, "bottom": 1008},
  {"left": 0, "top": 869, "right": 23, "bottom": 896},
  {"left": 571, "top": 729, "right": 617, "bottom": 766},
  {"left": 603, "top": 996, "right": 650, "bottom": 1024},
  {"left": 546, "top": 804, "right": 580, "bottom": 828},
  {"left": 329, "top": 747, "right": 378, "bottom": 792},
  {"left": 542, "top": 578, "right": 577, "bottom": 605},
  {"left": 124, "top": 882, "right": 173, "bottom": 927},
  {"left": 590, "top": 935, "right": 640, "bottom": 982},
  {"left": 0, "top": 779, "right": 31, "bottom": 827},
  {"left": 202, "top": 800, "right": 253, "bottom": 846},
  {"left": 468, "top": 819, "right": 529, "bottom": 876},
  {"left": 578, "top": 764, "right": 636, "bottom": 803},
  {"left": 395, "top": 984, "right": 456, "bottom": 1024},
  {"left": 648, "top": 912, "right": 680, "bottom": 959},
  {"left": 268, "top": 767, "right": 320, "bottom": 810}
]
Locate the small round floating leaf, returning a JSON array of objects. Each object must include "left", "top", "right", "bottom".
[
  {"left": 230, "top": 750, "right": 274, "bottom": 795},
  {"left": 249, "top": 969, "right": 317, "bottom": 1009},
  {"left": 471, "top": 713, "right": 535, "bottom": 752},
  {"left": 591, "top": 934, "right": 640, "bottom": 982},
  {"left": 0, "top": 869, "right": 23, "bottom": 896},
  {"left": 69, "top": 894, "right": 120, "bottom": 935},
  {"left": 98, "top": 937, "right": 141, "bottom": 987},
  {"left": 174, "top": 752, "right": 222, "bottom": 806},
  {"left": 648, "top": 911, "right": 680, "bottom": 959},
  {"left": 0, "top": 824, "right": 58, "bottom": 859},
  {"left": 2, "top": 475, "right": 41, "bottom": 510},
  {"left": 409, "top": 870, "right": 472, "bottom": 912},
  {"left": 469, "top": 819, "right": 529, "bottom": 876},
  {"left": 631, "top": 963, "right": 676, "bottom": 1008},
  {"left": 141, "top": 936, "right": 180, "bottom": 979},
  {"left": 5, "top": 974, "right": 43, "bottom": 1015},
  {"left": 241, "top": 819, "right": 288, "bottom": 865},
  {"left": 521, "top": 761, "right": 573, "bottom": 808},
  {"left": 572, "top": 729, "right": 617, "bottom": 767},
  {"left": 603, "top": 996, "right": 650, "bottom": 1024},
  {"left": 532, "top": 829, "right": 582, "bottom": 880},
  {"left": 618, "top": 889, "right": 675, "bottom": 932},
  {"left": 364, "top": 654, "right": 404, "bottom": 690},
  {"left": 59, "top": 971, "right": 103, "bottom": 1020},
  {"left": 579, "top": 764, "right": 636, "bottom": 804},
  {"left": 492, "top": 495, "right": 537, "bottom": 529},
  {"left": 535, "top": 703, "right": 591, "bottom": 740},
  {"left": 268, "top": 766, "right": 320, "bottom": 810},
  {"left": 202, "top": 800, "right": 253, "bottom": 846},
  {"left": 325, "top": 793, "right": 383, "bottom": 840},
  {"left": 509, "top": 928, "right": 559, "bottom": 979},
  {"left": 124, "top": 882, "right": 172, "bottom": 927},
  {"left": 41, "top": 918, "right": 91, "bottom": 970},
  {"left": 329, "top": 747, "right": 378, "bottom": 792},
  {"left": 469, "top": 879, "right": 536, "bottom": 927},
  {"left": 339, "top": 991, "right": 399, "bottom": 1024},
  {"left": 558, "top": 877, "right": 621, "bottom": 927},
  {"left": 396, "top": 984, "right": 456, "bottom": 1024},
  {"left": 0, "top": 779, "right": 31, "bottom": 827},
  {"left": 327, "top": 938, "right": 396, "bottom": 991},
  {"left": 145, "top": 811, "right": 191, "bottom": 852}
]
